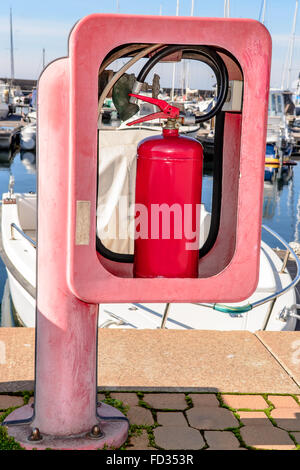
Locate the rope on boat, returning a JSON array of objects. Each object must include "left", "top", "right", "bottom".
[{"left": 196, "top": 224, "right": 300, "bottom": 316}]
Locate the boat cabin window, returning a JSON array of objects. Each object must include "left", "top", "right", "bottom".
[
  {"left": 276, "top": 94, "right": 283, "bottom": 114},
  {"left": 269, "top": 92, "right": 284, "bottom": 116}
]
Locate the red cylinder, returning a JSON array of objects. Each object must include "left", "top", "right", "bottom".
[{"left": 134, "top": 127, "right": 203, "bottom": 278}]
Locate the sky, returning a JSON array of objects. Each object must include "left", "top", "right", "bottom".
[{"left": 0, "top": 0, "right": 300, "bottom": 90}]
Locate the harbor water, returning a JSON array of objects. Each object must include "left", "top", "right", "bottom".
[{"left": 0, "top": 147, "right": 299, "bottom": 318}]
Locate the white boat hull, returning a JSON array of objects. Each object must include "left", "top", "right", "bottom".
[
  {"left": 6, "top": 270, "right": 35, "bottom": 327},
  {"left": 0, "top": 192, "right": 297, "bottom": 331},
  {"left": 4, "top": 252, "right": 298, "bottom": 331}
]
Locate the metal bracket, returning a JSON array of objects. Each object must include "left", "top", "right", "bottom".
[
  {"left": 222, "top": 80, "right": 243, "bottom": 112},
  {"left": 277, "top": 304, "right": 300, "bottom": 322}
]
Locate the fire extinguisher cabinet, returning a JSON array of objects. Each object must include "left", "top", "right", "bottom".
[{"left": 2, "top": 14, "right": 271, "bottom": 450}]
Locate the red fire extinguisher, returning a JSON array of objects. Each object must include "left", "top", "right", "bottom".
[{"left": 127, "top": 94, "right": 203, "bottom": 278}]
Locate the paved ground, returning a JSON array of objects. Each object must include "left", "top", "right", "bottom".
[
  {"left": 1, "top": 391, "right": 300, "bottom": 450},
  {"left": 0, "top": 328, "right": 300, "bottom": 450}
]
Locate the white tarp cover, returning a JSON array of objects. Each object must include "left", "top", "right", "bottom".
[{"left": 97, "top": 128, "right": 160, "bottom": 254}]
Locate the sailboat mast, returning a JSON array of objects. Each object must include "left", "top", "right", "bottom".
[
  {"left": 261, "top": 0, "right": 266, "bottom": 24},
  {"left": 287, "top": 0, "right": 299, "bottom": 90},
  {"left": 190, "top": 0, "right": 194, "bottom": 16},
  {"left": 171, "top": 0, "right": 179, "bottom": 101},
  {"left": 224, "top": 0, "right": 230, "bottom": 17},
  {"left": 186, "top": 0, "right": 194, "bottom": 93},
  {"left": 10, "top": 8, "right": 15, "bottom": 86}
]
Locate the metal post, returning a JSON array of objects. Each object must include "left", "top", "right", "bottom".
[
  {"left": 161, "top": 303, "right": 171, "bottom": 328},
  {"left": 3, "top": 55, "right": 128, "bottom": 451}
]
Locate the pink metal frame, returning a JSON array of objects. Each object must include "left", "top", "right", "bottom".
[
  {"left": 19, "top": 13, "right": 271, "bottom": 443},
  {"left": 65, "top": 14, "right": 271, "bottom": 304}
]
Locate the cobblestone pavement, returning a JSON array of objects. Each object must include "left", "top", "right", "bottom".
[{"left": 1, "top": 392, "right": 300, "bottom": 450}]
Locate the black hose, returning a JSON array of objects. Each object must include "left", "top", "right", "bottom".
[
  {"left": 199, "top": 111, "right": 225, "bottom": 258},
  {"left": 136, "top": 44, "right": 229, "bottom": 123}
]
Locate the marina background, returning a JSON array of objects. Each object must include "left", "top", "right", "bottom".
[
  {"left": 1, "top": 4, "right": 300, "bottom": 453},
  {"left": 1, "top": 1, "right": 300, "bottom": 90},
  {"left": 0, "top": 147, "right": 299, "bottom": 302},
  {"left": 1, "top": 1, "right": 300, "bottom": 324}
]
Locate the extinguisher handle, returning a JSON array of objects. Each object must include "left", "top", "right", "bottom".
[{"left": 126, "top": 93, "right": 180, "bottom": 126}]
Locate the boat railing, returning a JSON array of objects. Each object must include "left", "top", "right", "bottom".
[
  {"left": 160, "top": 224, "right": 300, "bottom": 329},
  {"left": 197, "top": 225, "right": 300, "bottom": 318},
  {"left": 10, "top": 223, "right": 36, "bottom": 248}
]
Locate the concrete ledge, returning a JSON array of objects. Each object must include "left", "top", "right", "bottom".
[
  {"left": 0, "top": 328, "right": 35, "bottom": 392},
  {"left": 0, "top": 328, "right": 299, "bottom": 393},
  {"left": 98, "top": 330, "right": 300, "bottom": 393},
  {"left": 256, "top": 331, "right": 300, "bottom": 387}
]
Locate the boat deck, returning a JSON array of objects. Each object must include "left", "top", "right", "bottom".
[
  {"left": 23, "top": 230, "right": 36, "bottom": 242},
  {"left": 0, "top": 114, "right": 23, "bottom": 150},
  {"left": 276, "top": 249, "right": 300, "bottom": 331}
]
